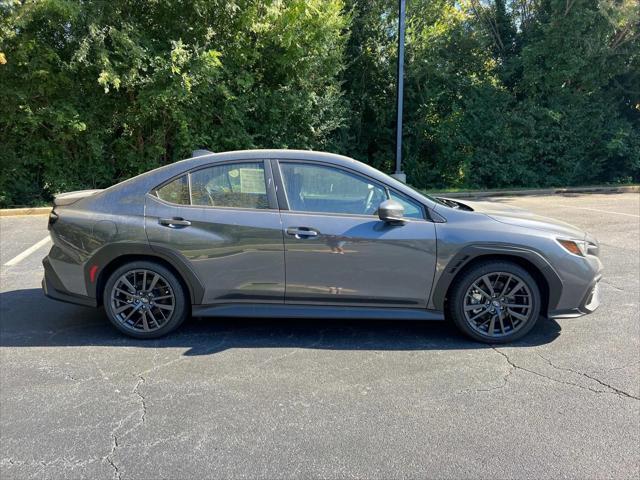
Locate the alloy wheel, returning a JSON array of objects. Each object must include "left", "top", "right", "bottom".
[
  {"left": 463, "top": 271, "right": 533, "bottom": 338},
  {"left": 110, "top": 269, "right": 175, "bottom": 332}
]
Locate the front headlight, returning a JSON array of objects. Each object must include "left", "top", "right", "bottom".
[{"left": 557, "top": 238, "right": 590, "bottom": 256}]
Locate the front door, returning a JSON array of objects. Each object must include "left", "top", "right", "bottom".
[
  {"left": 275, "top": 161, "right": 437, "bottom": 308},
  {"left": 145, "top": 160, "right": 285, "bottom": 304}
]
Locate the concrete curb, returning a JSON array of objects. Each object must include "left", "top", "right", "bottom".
[
  {"left": 0, "top": 207, "right": 51, "bottom": 217},
  {"left": 0, "top": 185, "right": 637, "bottom": 216},
  {"left": 432, "top": 185, "right": 639, "bottom": 199}
]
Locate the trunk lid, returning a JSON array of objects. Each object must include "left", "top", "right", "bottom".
[{"left": 53, "top": 189, "right": 103, "bottom": 207}]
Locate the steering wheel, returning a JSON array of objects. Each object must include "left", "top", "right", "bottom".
[{"left": 193, "top": 184, "right": 215, "bottom": 206}]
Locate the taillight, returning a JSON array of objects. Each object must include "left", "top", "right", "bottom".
[{"left": 48, "top": 211, "right": 58, "bottom": 228}]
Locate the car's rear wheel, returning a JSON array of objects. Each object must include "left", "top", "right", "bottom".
[
  {"left": 447, "top": 261, "right": 541, "bottom": 343},
  {"left": 103, "top": 260, "right": 188, "bottom": 339}
]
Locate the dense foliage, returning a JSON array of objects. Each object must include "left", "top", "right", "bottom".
[{"left": 1, "top": 0, "right": 638, "bottom": 206}]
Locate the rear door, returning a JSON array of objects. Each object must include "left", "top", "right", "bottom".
[
  {"left": 145, "top": 159, "right": 285, "bottom": 304},
  {"left": 274, "top": 160, "right": 437, "bottom": 307}
]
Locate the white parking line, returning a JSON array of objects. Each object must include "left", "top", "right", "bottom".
[
  {"left": 569, "top": 206, "right": 640, "bottom": 218},
  {"left": 3, "top": 236, "right": 51, "bottom": 266}
]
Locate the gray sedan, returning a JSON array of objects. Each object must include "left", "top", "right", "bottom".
[{"left": 42, "top": 149, "right": 603, "bottom": 343}]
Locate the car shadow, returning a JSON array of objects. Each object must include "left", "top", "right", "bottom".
[{"left": 0, "top": 288, "right": 561, "bottom": 356}]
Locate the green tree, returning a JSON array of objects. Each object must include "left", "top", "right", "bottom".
[
  {"left": 1, "top": 0, "right": 638, "bottom": 206},
  {"left": 0, "top": 0, "right": 348, "bottom": 206}
]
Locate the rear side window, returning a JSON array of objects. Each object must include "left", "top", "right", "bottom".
[
  {"left": 154, "top": 162, "right": 269, "bottom": 209},
  {"left": 156, "top": 175, "right": 190, "bottom": 205},
  {"left": 190, "top": 162, "right": 268, "bottom": 209}
]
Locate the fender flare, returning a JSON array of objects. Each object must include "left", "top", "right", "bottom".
[
  {"left": 84, "top": 242, "right": 205, "bottom": 305},
  {"left": 429, "top": 244, "right": 563, "bottom": 312}
]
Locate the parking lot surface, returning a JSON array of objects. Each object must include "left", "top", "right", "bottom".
[{"left": 1, "top": 193, "right": 639, "bottom": 479}]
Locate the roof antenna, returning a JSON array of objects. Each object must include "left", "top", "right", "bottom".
[{"left": 192, "top": 149, "right": 214, "bottom": 158}]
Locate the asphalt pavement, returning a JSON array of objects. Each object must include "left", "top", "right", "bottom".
[{"left": 1, "top": 193, "right": 638, "bottom": 479}]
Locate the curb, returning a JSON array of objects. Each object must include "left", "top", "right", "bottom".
[
  {"left": 0, "top": 207, "right": 51, "bottom": 217},
  {"left": 432, "top": 185, "right": 639, "bottom": 199}
]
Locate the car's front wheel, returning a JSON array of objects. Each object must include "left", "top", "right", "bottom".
[
  {"left": 103, "top": 260, "right": 189, "bottom": 339},
  {"left": 447, "top": 261, "right": 541, "bottom": 343}
]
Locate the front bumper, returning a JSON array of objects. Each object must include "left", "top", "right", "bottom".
[
  {"left": 42, "top": 257, "right": 97, "bottom": 308},
  {"left": 548, "top": 274, "right": 601, "bottom": 319}
]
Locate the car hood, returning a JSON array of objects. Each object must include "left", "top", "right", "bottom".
[{"left": 437, "top": 197, "right": 587, "bottom": 240}]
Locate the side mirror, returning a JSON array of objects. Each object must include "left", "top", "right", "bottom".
[{"left": 378, "top": 199, "right": 405, "bottom": 224}]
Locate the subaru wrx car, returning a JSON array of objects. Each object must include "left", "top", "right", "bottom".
[{"left": 43, "top": 150, "right": 602, "bottom": 343}]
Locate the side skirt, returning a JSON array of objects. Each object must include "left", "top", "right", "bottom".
[{"left": 192, "top": 303, "right": 445, "bottom": 321}]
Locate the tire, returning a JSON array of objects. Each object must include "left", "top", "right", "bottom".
[
  {"left": 103, "top": 260, "right": 189, "bottom": 339},
  {"left": 446, "top": 261, "right": 541, "bottom": 344}
]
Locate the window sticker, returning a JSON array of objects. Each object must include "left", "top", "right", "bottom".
[{"left": 240, "top": 168, "right": 266, "bottom": 194}]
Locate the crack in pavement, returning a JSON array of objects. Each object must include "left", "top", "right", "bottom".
[
  {"left": 491, "top": 348, "right": 640, "bottom": 400},
  {"left": 98, "top": 330, "right": 320, "bottom": 478},
  {"left": 98, "top": 338, "right": 233, "bottom": 480},
  {"left": 455, "top": 351, "right": 516, "bottom": 395},
  {"left": 536, "top": 353, "right": 640, "bottom": 400},
  {"left": 104, "top": 434, "right": 121, "bottom": 480},
  {"left": 102, "top": 375, "right": 148, "bottom": 480},
  {"left": 133, "top": 376, "right": 147, "bottom": 425}
]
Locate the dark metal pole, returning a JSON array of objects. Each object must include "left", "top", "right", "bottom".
[{"left": 394, "top": 0, "right": 406, "bottom": 182}]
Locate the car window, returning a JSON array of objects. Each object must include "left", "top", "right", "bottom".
[
  {"left": 156, "top": 175, "right": 190, "bottom": 205},
  {"left": 190, "top": 162, "right": 269, "bottom": 209},
  {"left": 389, "top": 191, "right": 425, "bottom": 220},
  {"left": 280, "top": 163, "right": 387, "bottom": 216}
]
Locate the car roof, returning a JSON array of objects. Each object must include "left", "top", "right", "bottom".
[
  {"left": 190, "top": 149, "right": 358, "bottom": 166},
  {"left": 103, "top": 149, "right": 436, "bottom": 209}
]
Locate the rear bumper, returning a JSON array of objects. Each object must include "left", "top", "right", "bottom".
[
  {"left": 548, "top": 275, "right": 601, "bottom": 319},
  {"left": 42, "top": 257, "right": 97, "bottom": 307}
]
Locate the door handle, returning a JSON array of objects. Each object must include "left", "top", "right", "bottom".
[
  {"left": 286, "top": 227, "right": 319, "bottom": 238},
  {"left": 159, "top": 217, "right": 191, "bottom": 228}
]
